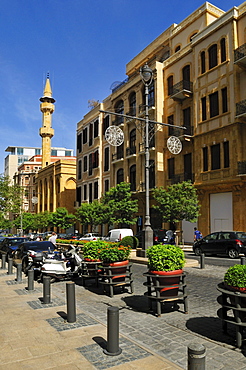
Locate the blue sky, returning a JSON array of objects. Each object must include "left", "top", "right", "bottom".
[{"left": 0, "top": 0, "right": 239, "bottom": 173}]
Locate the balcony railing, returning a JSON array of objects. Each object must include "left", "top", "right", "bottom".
[
  {"left": 112, "top": 152, "right": 124, "bottom": 161},
  {"left": 238, "top": 161, "right": 246, "bottom": 175},
  {"left": 234, "top": 43, "right": 246, "bottom": 65},
  {"left": 168, "top": 125, "right": 194, "bottom": 137},
  {"left": 170, "top": 80, "right": 193, "bottom": 101},
  {"left": 126, "top": 146, "right": 136, "bottom": 156},
  {"left": 168, "top": 173, "right": 194, "bottom": 185},
  {"left": 236, "top": 100, "right": 246, "bottom": 118}
]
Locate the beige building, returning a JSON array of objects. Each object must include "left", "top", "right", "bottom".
[{"left": 76, "top": 2, "right": 246, "bottom": 242}]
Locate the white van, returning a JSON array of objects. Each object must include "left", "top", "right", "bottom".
[{"left": 103, "top": 228, "right": 133, "bottom": 242}]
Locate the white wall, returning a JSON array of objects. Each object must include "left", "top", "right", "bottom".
[{"left": 210, "top": 192, "right": 233, "bottom": 232}]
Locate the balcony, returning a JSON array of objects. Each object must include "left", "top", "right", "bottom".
[
  {"left": 167, "top": 173, "right": 194, "bottom": 185},
  {"left": 170, "top": 80, "right": 193, "bottom": 101},
  {"left": 238, "top": 161, "right": 246, "bottom": 175},
  {"left": 139, "top": 141, "right": 155, "bottom": 153},
  {"left": 126, "top": 146, "right": 136, "bottom": 156},
  {"left": 168, "top": 125, "right": 194, "bottom": 139},
  {"left": 235, "top": 100, "right": 246, "bottom": 119},
  {"left": 112, "top": 116, "right": 124, "bottom": 126},
  {"left": 234, "top": 43, "right": 246, "bottom": 66},
  {"left": 112, "top": 152, "right": 124, "bottom": 162}
]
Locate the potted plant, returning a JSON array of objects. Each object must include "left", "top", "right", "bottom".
[
  {"left": 81, "top": 240, "right": 106, "bottom": 277},
  {"left": 146, "top": 244, "right": 185, "bottom": 296}
]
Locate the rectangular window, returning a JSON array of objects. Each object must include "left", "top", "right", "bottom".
[
  {"left": 104, "top": 147, "right": 109, "bottom": 171},
  {"left": 83, "top": 184, "right": 87, "bottom": 201},
  {"left": 35, "top": 149, "right": 41, "bottom": 155},
  {"left": 103, "top": 116, "right": 109, "bottom": 135},
  {"left": 209, "top": 92, "right": 219, "bottom": 118},
  {"left": 201, "top": 97, "right": 207, "bottom": 121},
  {"left": 211, "top": 144, "right": 220, "bottom": 170},
  {"left": 183, "top": 107, "right": 191, "bottom": 126},
  {"left": 83, "top": 156, "right": 87, "bottom": 172},
  {"left": 94, "top": 182, "right": 98, "bottom": 199},
  {"left": 220, "top": 38, "right": 226, "bottom": 63},
  {"left": 89, "top": 123, "right": 93, "bottom": 146},
  {"left": 77, "top": 133, "right": 82, "bottom": 153},
  {"left": 93, "top": 150, "right": 99, "bottom": 168},
  {"left": 201, "top": 51, "right": 206, "bottom": 74},
  {"left": 78, "top": 160, "right": 82, "bottom": 180},
  {"left": 223, "top": 141, "right": 230, "bottom": 168},
  {"left": 89, "top": 153, "right": 93, "bottom": 175},
  {"left": 209, "top": 44, "right": 218, "bottom": 69},
  {"left": 221, "top": 87, "right": 228, "bottom": 113},
  {"left": 168, "top": 158, "right": 175, "bottom": 179},
  {"left": 17, "top": 148, "right": 24, "bottom": 155},
  {"left": 203, "top": 147, "right": 208, "bottom": 171},
  {"left": 89, "top": 183, "right": 93, "bottom": 203},
  {"left": 51, "top": 149, "right": 57, "bottom": 156},
  {"left": 94, "top": 119, "right": 99, "bottom": 138},
  {"left": 105, "top": 179, "right": 109, "bottom": 192},
  {"left": 65, "top": 150, "right": 71, "bottom": 156},
  {"left": 76, "top": 187, "right": 81, "bottom": 205},
  {"left": 168, "top": 115, "right": 174, "bottom": 136},
  {"left": 83, "top": 127, "right": 88, "bottom": 144}
]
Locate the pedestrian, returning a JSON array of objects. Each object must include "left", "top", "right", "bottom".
[
  {"left": 194, "top": 227, "right": 202, "bottom": 241},
  {"left": 48, "top": 232, "right": 57, "bottom": 246}
]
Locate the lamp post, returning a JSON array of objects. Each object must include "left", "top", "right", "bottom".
[{"left": 140, "top": 63, "right": 154, "bottom": 254}]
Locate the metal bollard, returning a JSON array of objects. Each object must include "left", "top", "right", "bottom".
[
  {"left": 43, "top": 276, "right": 51, "bottom": 304},
  {"left": 66, "top": 281, "right": 76, "bottom": 323},
  {"left": 16, "top": 263, "right": 22, "bottom": 282},
  {"left": 200, "top": 253, "right": 205, "bottom": 269},
  {"left": 28, "top": 269, "right": 34, "bottom": 291},
  {"left": 8, "top": 258, "right": 13, "bottom": 275},
  {"left": 241, "top": 256, "right": 245, "bottom": 265},
  {"left": 188, "top": 343, "right": 206, "bottom": 370},
  {"left": 1, "top": 254, "right": 6, "bottom": 269},
  {"left": 103, "top": 306, "right": 122, "bottom": 356}
]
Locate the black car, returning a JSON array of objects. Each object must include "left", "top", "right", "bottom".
[
  {"left": 0, "top": 237, "right": 29, "bottom": 261},
  {"left": 135, "top": 229, "right": 168, "bottom": 247},
  {"left": 14, "top": 241, "right": 56, "bottom": 271},
  {"left": 193, "top": 231, "right": 246, "bottom": 259}
]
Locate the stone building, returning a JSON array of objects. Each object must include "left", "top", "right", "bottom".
[{"left": 76, "top": 2, "right": 246, "bottom": 242}]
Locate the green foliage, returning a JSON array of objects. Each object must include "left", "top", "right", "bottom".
[
  {"left": 33, "top": 212, "right": 53, "bottom": 230},
  {"left": 146, "top": 244, "right": 185, "bottom": 272},
  {"left": 101, "top": 182, "right": 138, "bottom": 226},
  {"left": 51, "top": 207, "right": 75, "bottom": 230},
  {"left": 13, "top": 212, "right": 35, "bottom": 232},
  {"left": 82, "top": 240, "right": 108, "bottom": 260},
  {"left": 224, "top": 265, "right": 246, "bottom": 288},
  {"left": 153, "top": 181, "right": 200, "bottom": 224},
  {"left": 99, "top": 243, "right": 131, "bottom": 263},
  {"left": 75, "top": 201, "right": 109, "bottom": 230},
  {"left": 120, "top": 235, "right": 139, "bottom": 249}
]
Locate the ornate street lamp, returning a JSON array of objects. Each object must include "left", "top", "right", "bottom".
[{"left": 140, "top": 63, "right": 154, "bottom": 254}]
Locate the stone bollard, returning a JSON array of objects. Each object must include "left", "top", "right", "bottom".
[
  {"left": 1, "top": 254, "right": 6, "bottom": 269},
  {"left": 43, "top": 276, "right": 51, "bottom": 304},
  {"left": 188, "top": 343, "right": 206, "bottom": 370},
  {"left": 16, "top": 263, "right": 22, "bottom": 282},
  {"left": 28, "top": 269, "right": 34, "bottom": 291},
  {"left": 200, "top": 253, "right": 205, "bottom": 269},
  {"left": 103, "top": 306, "right": 122, "bottom": 356},
  {"left": 8, "top": 258, "right": 13, "bottom": 275},
  {"left": 241, "top": 256, "right": 245, "bottom": 265},
  {"left": 66, "top": 281, "right": 76, "bottom": 323}
]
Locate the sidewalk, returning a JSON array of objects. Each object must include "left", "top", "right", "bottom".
[{"left": 0, "top": 260, "right": 246, "bottom": 369}]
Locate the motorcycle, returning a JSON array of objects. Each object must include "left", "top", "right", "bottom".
[{"left": 39, "top": 245, "right": 82, "bottom": 282}]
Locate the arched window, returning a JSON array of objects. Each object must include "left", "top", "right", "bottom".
[
  {"left": 175, "top": 45, "right": 181, "bottom": 52},
  {"left": 167, "top": 76, "right": 173, "bottom": 95},
  {"left": 116, "top": 168, "right": 124, "bottom": 184},
  {"left": 201, "top": 51, "right": 206, "bottom": 74},
  {"left": 129, "top": 92, "right": 136, "bottom": 116},
  {"left": 220, "top": 38, "right": 226, "bottom": 63},
  {"left": 130, "top": 165, "right": 136, "bottom": 191},
  {"left": 182, "top": 65, "right": 190, "bottom": 82},
  {"left": 208, "top": 44, "right": 218, "bottom": 69},
  {"left": 115, "top": 100, "right": 124, "bottom": 125}
]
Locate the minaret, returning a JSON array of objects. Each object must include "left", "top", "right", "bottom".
[{"left": 39, "top": 74, "right": 55, "bottom": 168}]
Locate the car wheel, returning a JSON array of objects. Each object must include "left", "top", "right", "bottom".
[
  {"left": 194, "top": 247, "right": 203, "bottom": 256},
  {"left": 228, "top": 248, "right": 239, "bottom": 259}
]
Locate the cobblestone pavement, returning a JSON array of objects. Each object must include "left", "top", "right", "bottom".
[{"left": 52, "top": 263, "right": 246, "bottom": 370}]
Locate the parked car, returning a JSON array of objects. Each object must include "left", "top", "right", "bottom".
[
  {"left": 193, "top": 231, "right": 246, "bottom": 259},
  {"left": 79, "top": 233, "right": 102, "bottom": 241},
  {"left": 103, "top": 228, "right": 133, "bottom": 242},
  {"left": 0, "top": 237, "right": 29, "bottom": 261},
  {"left": 135, "top": 229, "right": 168, "bottom": 247},
  {"left": 14, "top": 241, "right": 56, "bottom": 271}
]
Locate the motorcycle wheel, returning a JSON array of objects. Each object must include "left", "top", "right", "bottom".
[{"left": 39, "top": 273, "right": 57, "bottom": 284}]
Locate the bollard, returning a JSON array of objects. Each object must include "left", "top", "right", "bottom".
[
  {"left": 28, "top": 269, "right": 34, "bottom": 291},
  {"left": 16, "top": 263, "right": 22, "bottom": 282},
  {"left": 66, "top": 281, "right": 76, "bottom": 323},
  {"left": 200, "top": 253, "right": 205, "bottom": 269},
  {"left": 1, "top": 254, "right": 6, "bottom": 269},
  {"left": 103, "top": 306, "right": 122, "bottom": 356},
  {"left": 241, "top": 256, "right": 245, "bottom": 265},
  {"left": 43, "top": 276, "right": 51, "bottom": 304},
  {"left": 8, "top": 258, "right": 13, "bottom": 275},
  {"left": 188, "top": 343, "right": 206, "bottom": 370}
]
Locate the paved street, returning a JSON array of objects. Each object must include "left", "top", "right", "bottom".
[{"left": 0, "top": 260, "right": 246, "bottom": 369}]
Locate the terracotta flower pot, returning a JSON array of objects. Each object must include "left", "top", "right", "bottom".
[
  {"left": 84, "top": 258, "right": 101, "bottom": 275},
  {"left": 103, "top": 260, "right": 129, "bottom": 282},
  {"left": 150, "top": 269, "right": 183, "bottom": 297}
]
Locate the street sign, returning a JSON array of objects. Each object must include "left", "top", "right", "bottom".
[{"left": 31, "top": 196, "right": 38, "bottom": 204}]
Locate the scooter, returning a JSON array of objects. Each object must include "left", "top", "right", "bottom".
[{"left": 39, "top": 245, "right": 82, "bottom": 282}]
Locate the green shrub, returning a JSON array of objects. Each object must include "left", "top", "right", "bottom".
[
  {"left": 82, "top": 240, "right": 108, "bottom": 260},
  {"left": 99, "top": 243, "right": 131, "bottom": 263},
  {"left": 146, "top": 244, "right": 185, "bottom": 272},
  {"left": 224, "top": 265, "right": 246, "bottom": 288},
  {"left": 119, "top": 236, "right": 139, "bottom": 249}
]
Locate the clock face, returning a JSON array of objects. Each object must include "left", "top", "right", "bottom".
[
  {"left": 167, "top": 136, "right": 182, "bottom": 154},
  {"left": 105, "top": 126, "right": 124, "bottom": 146}
]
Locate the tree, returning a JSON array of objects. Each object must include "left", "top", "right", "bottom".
[
  {"left": 13, "top": 212, "right": 35, "bottom": 233},
  {"left": 152, "top": 181, "right": 200, "bottom": 226},
  {"left": 75, "top": 201, "right": 109, "bottom": 231},
  {"left": 51, "top": 207, "right": 75, "bottom": 231},
  {"left": 0, "top": 174, "right": 23, "bottom": 216},
  {"left": 101, "top": 182, "right": 138, "bottom": 227},
  {"left": 33, "top": 212, "right": 53, "bottom": 231}
]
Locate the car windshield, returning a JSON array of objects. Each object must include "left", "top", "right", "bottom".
[
  {"left": 236, "top": 232, "right": 246, "bottom": 240},
  {"left": 24, "top": 242, "right": 54, "bottom": 252}
]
